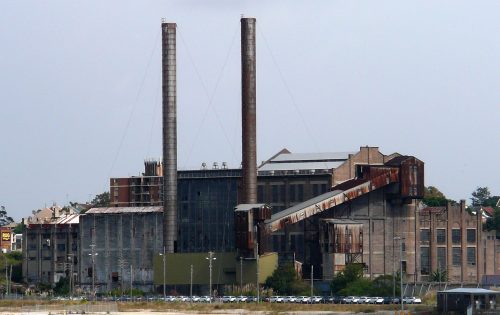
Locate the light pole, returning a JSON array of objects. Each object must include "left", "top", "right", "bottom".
[
  {"left": 256, "top": 243, "right": 259, "bottom": 304},
  {"left": 3, "top": 254, "right": 8, "bottom": 297},
  {"left": 394, "top": 236, "right": 404, "bottom": 312},
  {"left": 88, "top": 245, "right": 98, "bottom": 301},
  {"left": 159, "top": 246, "right": 166, "bottom": 300},
  {"left": 240, "top": 256, "right": 243, "bottom": 295},
  {"left": 190, "top": 264, "right": 193, "bottom": 300},
  {"left": 67, "top": 254, "right": 74, "bottom": 298},
  {"left": 205, "top": 251, "right": 216, "bottom": 303},
  {"left": 310, "top": 265, "right": 314, "bottom": 299}
]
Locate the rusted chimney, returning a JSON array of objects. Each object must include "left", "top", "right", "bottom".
[
  {"left": 241, "top": 17, "right": 257, "bottom": 204},
  {"left": 162, "top": 22, "right": 177, "bottom": 253}
]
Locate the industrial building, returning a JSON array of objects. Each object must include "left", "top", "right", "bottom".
[
  {"left": 78, "top": 207, "right": 163, "bottom": 293},
  {"left": 22, "top": 205, "right": 80, "bottom": 286}
]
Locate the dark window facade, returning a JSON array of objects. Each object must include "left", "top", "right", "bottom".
[
  {"left": 452, "top": 229, "right": 461, "bottom": 244},
  {"left": 452, "top": 247, "right": 461, "bottom": 266},
  {"left": 467, "top": 247, "right": 476, "bottom": 265},
  {"left": 420, "top": 247, "right": 430, "bottom": 275},
  {"left": 420, "top": 229, "right": 430, "bottom": 242},
  {"left": 466, "top": 229, "right": 476, "bottom": 243},
  {"left": 437, "top": 247, "right": 446, "bottom": 270},
  {"left": 436, "top": 229, "right": 446, "bottom": 244}
]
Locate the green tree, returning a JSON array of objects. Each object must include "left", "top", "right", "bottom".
[
  {"left": 423, "top": 186, "right": 452, "bottom": 207},
  {"left": 371, "top": 274, "right": 399, "bottom": 296},
  {"left": 90, "top": 192, "right": 110, "bottom": 207},
  {"left": 471, "top": 187, "right": 491, "bottom": 206},
  {"left": 264, "top": 263, "right": 308, "bottom": 295},
  {"left": 53, "top": 277, "right": 70, "bottom": 295},
  {"left": 431, "top": 269, "right": 448, "bottom": 282},
  {"left": 0, "top": 206, "right": 14, "bottom": 226},
  {"left": 13, "top": 223, "right": 23, "bottom": 234},
  {"left": 330, "top": 263, "right": 363, "bottom": 294},
  {"left": 339, "top": 278, "right": 373, "bottom": 296}
]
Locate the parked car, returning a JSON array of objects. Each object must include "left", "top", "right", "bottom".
[
  {"left": 199, "top": 296, "right": 213, "bottom": 303},
  {"left": 352, "top": 296, "right": 361, "bottom": 304},
  {"left": 391, "top": 297, "right": 401, "bottom": 304},
  {"left": 311, "top": 296, "right": 323, "bottom": 304},
  {"left": 402, "top": 296, "right": 415, "bottom": 304},
  {"left": 222, "top": 296, "right": 236, "bottom": 303},
  {"left": 413, "top": 297, "right": 422, "bottom": 304},
  {"left": 326, "top": 296, "right": 342, "bottom": 304},
  {"left": 365, "top": 297, "right": 377, "bottom": 304},
  {"left": 269, "top": 296, "right": 281, "bottom": 303},
  {"left": 344, "top": 296, "right": 356, "bottom": 304},
  {"left": 236, "top": 296, "right": 248, "bottom": 303},
  {"left": 297, "top": 296, "right": 311, "bottom": 304},
  {"left": 283, "top": 296, "right": 297, "bottom": 303}
]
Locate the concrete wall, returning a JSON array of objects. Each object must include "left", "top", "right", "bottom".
[{"left": 79, "top": 211, "right": 163, "bottom": 293}]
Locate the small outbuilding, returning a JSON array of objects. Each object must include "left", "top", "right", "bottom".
[{"left": 437, "top": 288, "right": 499, "bottom": 314}]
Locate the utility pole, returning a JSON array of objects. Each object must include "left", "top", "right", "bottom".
[
  {"left": 205, "top": 252, "right": 216, "bottom": 303},
  {"left": 190, "top": 264, "right": 193, "bottom": 299},
  {"left": 130, "top": 264, "right": 133, "bottom": 299},
  {"left": 240, "top": 256, "right": 243, "bottom": 295},
  {"left": 400, "top": 239, "right": 404, "bottom": 312},
  {"left": 256, "top": 243, "right": 259, "bottom": 304},
  {"left": 159, "top": 246, "right": 166, "bottom": 300},
  {"left": 4, "top": 255, "right": 8, "bottom": 297},
  {"left": 88, "top": 244, "right": 98, "bottom": 300},
  {"left": 310, "top": 265, "right": 314, "bottom": 299}
]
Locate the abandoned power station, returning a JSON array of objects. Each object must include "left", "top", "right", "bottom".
[{"left": 22, "top": 18, "right": 499, "bottom": 294}]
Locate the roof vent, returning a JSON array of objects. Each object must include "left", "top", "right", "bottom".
[
  {"left": 201, "top": 162, "right": 207, "bottom": 170},
  {"left": 213, "top": 162, "right": 219, "bottom": 169},
  {"left": 222, "top": 162, "right": 227, "bottom": 169}
]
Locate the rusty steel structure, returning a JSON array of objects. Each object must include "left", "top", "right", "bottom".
[
  {"left": 162, "top": 22, "right": 177, "bottom": 253},
  {"left": 265, "top": 166, "right": 400, "bottom": 233},
  {"left": 319, "top": 219, "right": 363, "bottom": 278},
  {"left": 241, "top": 17, "right": 258, "bottom": 204}
]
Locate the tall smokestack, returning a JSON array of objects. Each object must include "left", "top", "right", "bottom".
[
  {"left": 162, "top": 22, "right": 177, "bottom": 253},
  {"left": 241, "top": 17, "right": 257, "bottom": 204}
]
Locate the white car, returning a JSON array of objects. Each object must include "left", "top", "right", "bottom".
[
  {"left": 344, "top": 296, "right": 355, "bottom": 304},
  {"left": 375, "top": 297, "right": 385, "bottom": 304},
  {"left": 222, "top": 296, "right": 236, "bottom": 303},
  {"left": 413, "top": 297, "right": 422, "bottom": 304},
  {"left": 297, "top": 296, "right": 311, "bottom": 303},
  {"left": 311, "top": 296, "right": 323, "bottom": 304},
  {"left": 284, "top": 296, "right": 297, "bottom": 303},
  {"left": 236, "top": 296, "right": 248, "bottom": 303}
]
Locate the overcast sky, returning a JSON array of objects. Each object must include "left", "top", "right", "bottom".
[{"left": 1, "top": 1, "right": 499, "bottom": 221}]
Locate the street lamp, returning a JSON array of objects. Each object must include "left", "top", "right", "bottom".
[
  {"left": 239, "top": 256, "right": 243, "bottom": 295},
  {"left": 159, "top": 246, "right": 166, "bottom": 300},
  {"left": 393, "top": 236, "right": 404, "bottom": 312},
  {"left": 205, "top": 251, "right": 216, "bottom": 303},
  {"left": 88, "top": 244, "right": 98, "bottom": 300}
]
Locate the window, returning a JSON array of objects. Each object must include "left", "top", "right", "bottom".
[
  {"left": 57, "top": 244, "right": 66, "bottom": 251},
  {"left": 289, "top": 184, "right": 296, "bottom": 202},
  {"left": 297, "top": 184, "right": 304, "bottom": 201},
  {"left": 452, "top": 229, "right": 461, "bottom": 244},
  {"left": 402, "top": 261, "right": 407, "bottom": 273},
  {"left": 437, "top": 247, "right": 446, "bottom": 270},
  {"left": 467, "top": 247, "right": 476, "bottom": 265},
  {"left": 420, "top": 247, "right": 430, "bottom": 275},
  {"left": 88, "top": 267, "right": 93, "bottom": 277},
  {"left": 436, "top": 229, "right": 446, "bottom": 244},
  {"left": 466, "top": 229, "right": 476, "bottom": 243},
  {"left": 452, "top": 247, "right": 461, "bottom": 266},
  {"left": 420, "top": 229, "right": 430, "bottom": 242},
  {"left": 272, "top": 185, "right": 279, "bottom": 203},
  {"left": 402, "top": 242, "right": 406, "bottom": 252}
]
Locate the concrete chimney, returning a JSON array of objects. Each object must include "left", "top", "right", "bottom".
[
  {"left": 241, "top": 17, "right": 257, "bottom": 204},
  {"left": 162, "top": 22, "right": 177, "bottom": 253}
]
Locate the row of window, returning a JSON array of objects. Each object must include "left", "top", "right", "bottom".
[
  {"left": 420, "top": 246, "right": 476, "bottom": 274},
  {"left": 420, "top": 228, "right": 476, "bottom": 244}
]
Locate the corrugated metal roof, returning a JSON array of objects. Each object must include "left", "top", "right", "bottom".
[
  {"left": 54, "top": 214, "right": 79, "bottom": 224},
  {"left": 258, "top": 161, "right": 344, "bottom": 172},
  {"left": 320, "top": 219, "right": 361, "bottom": 225},
  {"left": 439, "top": 288, "right": 500, "bottom": 294},
  {"left": 85, "top": 206, "right": 163, "bottom": 214},
  {"left": 271, "top": 152, "right": 354, "bottom": 162},
  {"left": 268, "top": 190, "right": 343, "bottom": 222},
  {"left": 234, "top": 204, "right": 267, "bottom": 212}
]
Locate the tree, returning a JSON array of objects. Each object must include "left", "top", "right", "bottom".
[
  {"left": 431, "top": 269, "right": 448, "bottom": 282},
  {"left": 371, "top": 274, "right": 399, "bottom": 296},
  {"left": 339, "top": 278, "right": 373, "bottom": 296},
  {"left": 330, "top": 263, "right": 363, "bottom": 294},
  {"left": 264, "top": 263, "right": 308, "bottom": 295},
  {"left": 53, "top": 277, "right": 70, "bottom": 295},
  {"left": 90, "top": 192, "right": 110, "bottom": 207},
  {"left": 471, "top": 187, "right": 491, "bottom": 206},
  {"left": 0, "top": 206, "right": 14, "bottom": 226},
  {"left": 423, "top": 186, "right": 451, "bottom": 207}
]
